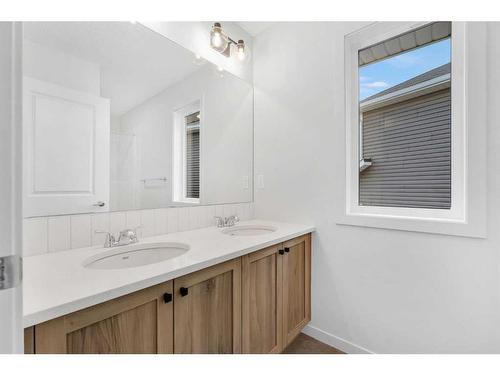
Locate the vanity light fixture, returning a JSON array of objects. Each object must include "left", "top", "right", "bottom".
[{"left": 210, "top": 22, "right": 246, "bottom": 60}]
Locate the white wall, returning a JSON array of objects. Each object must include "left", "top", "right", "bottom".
[
  {"left": 23, "top": 40, "right": 100, "bottom": 95},
  {"left": 117, "top": 64, "right": 253, "bottom": 210},
  {"left": 253, "top": 22, "right": 500, "bottom": 353}
]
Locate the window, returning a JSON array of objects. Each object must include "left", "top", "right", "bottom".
[
  {"left": 358, "top": 24, "right": 451, "bottom": 209},
  {"left": 341, "top": 22, "right": 487, "bottom": 237},
  {"left": 185, "top": 111, "right": 200, "bottom": 199},
  {"left": 173, "top": 101, "right": 201, "bottom": 204}
]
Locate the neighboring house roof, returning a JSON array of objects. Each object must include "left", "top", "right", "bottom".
[{"left": 361, "top": 63, "right": 451, "bottom": 104}]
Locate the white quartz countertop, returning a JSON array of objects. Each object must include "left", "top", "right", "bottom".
[{"left": 23, "top": 220, "right": 314, "bottom": 327}]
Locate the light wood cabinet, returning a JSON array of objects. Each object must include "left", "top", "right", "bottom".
[
  {"left": 282, "top": 234, "right": 311, "bottom": 347},
  {"left": 34, "top": 281, "right": 174, "bottom": 354},
  {"left": 26, "top": 233, "right": 311, "bottom": 354},
  {"left": 241, "top": 233, "right": 311, "bottom": 353},
  {"left": 242, "top": 243, "right": 283, "bottom": 353},
  {"left": 173, "top": 258, "right": 241, "bottom": 354}
]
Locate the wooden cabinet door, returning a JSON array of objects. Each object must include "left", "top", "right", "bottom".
[
  {"left": 282, "top": 234, "right": 311, "bottom": 347},
  {"left": 173, "top": 258, "right": 241, "bottom": 353},
  {"left": 34, "top": 281, "right": 173, "bottom": 354},
  {"left": 242, "top": 244, "right": 283, "bottom": 353}
]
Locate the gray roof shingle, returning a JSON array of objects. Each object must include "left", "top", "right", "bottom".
[{"left": 361, "top": 63, "right": 451, "bottom": 103}]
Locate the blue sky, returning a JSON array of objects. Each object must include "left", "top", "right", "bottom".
[{"left": 359, "top": 38, "right": 451, "bottom": 101}]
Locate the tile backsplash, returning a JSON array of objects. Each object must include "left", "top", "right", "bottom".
[{"left": 23, "top": 203, "right": 255, "bottom": 257}]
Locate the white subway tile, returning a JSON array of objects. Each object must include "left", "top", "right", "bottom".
[
  {"left": 23, "top": 204, "right": 253, "bottom": 257},
  {"left": 91, "top": 213, "right": 110, "bottom": 246},
  {"left": 248, "top": 203, "right": 255, "bottom": 219},
  {"left": 23, "top": 217, "right": 48, "bottom": 256},
  {"left": 48, "top": 216, "right": 71, "bottom": 252},
  {"left": 178, "top": 207, "right": 189, "bottom": 232},
  {"left": 205, "top": 205, "right": 216, "bottom": 227},
  {"left": 125, "top": 210, "right": 141, "bottom": 237},
  {"left": 109, "top": 212, "right": 126, "bottom": 237},
  {"left": 154, "top": 208, "right": 168, "bottom": 235},
  {"left": 140, "top": 209, "right": 155, "bottom": 238},
  {"left": 197, "top": 206, "right": 208, "bottom": 228},
  {"left": 70, "top": 214, "right": 91, "bottom": 249},
  {"left": 224, "top": 204, "right": 239, "bottom": 218},
  {"left": 215, "top": 204, "right": 225, "bottom": 219},
  {"left": 188, "top": 207, "right": 200, "bottom": 230},
  {"left": 234, "top": 203, "right": 245, "bottom": 221},
  {"left": 167, "top": 208, "right": 179, "bottom": 233}
]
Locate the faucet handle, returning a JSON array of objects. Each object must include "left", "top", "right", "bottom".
[
  {"left": 227, "top": 215, "right": 239, "bottom": 227},
  {"left": 214, "top": 216, "right": 224, "bottom": 228},
  {"left": 117, "top": 228, "right": 139, "bottom": 244},
  {"left": 94, "top": 230, "right": 115, "bottom": 248}
]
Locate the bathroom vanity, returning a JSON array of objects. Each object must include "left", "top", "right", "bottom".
[
  {"left": 23, "top": 221, "right": 313, "bottom": 354},
  {"left": 20, "top": 22, "right": 311, "bottom": 354}
]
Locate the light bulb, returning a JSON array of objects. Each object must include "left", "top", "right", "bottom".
[
  {"left": 211, "top": 32, "right": 223, "bottom": 48},
  {"left": 210, "top": 22, "right": 228, "bottom": 53},
  {"left": 236, "top": 40, "right": 245, "bottom": 61}
]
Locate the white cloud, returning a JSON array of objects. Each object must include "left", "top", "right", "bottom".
[{"left": 362, "top": 81, "right": 389, "bottom": 88}]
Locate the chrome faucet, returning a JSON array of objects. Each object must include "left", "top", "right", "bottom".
[
  {"left": 214, "top": 215, "right": 240, "bottom": 228},
  {"left": 95, "top": 228, "right": 139, "bottom": 248},
  {"left": 116, "top": 228, "right": 139, "bottom": 246}
]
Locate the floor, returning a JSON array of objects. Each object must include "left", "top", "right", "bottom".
[{"left": 283, "top": 333, "right": 344, "bottom": 354}]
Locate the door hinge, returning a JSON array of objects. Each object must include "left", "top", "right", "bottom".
[{"left": 0, "top": 255, "right": 22, "bottom": 290}]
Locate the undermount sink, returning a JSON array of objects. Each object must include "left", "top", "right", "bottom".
[
  {"left": 83, "top": 242, "right": 189, "bottom": 269},
  {"left": 221, "top": 224, "right": 277, "bottom": 236}
]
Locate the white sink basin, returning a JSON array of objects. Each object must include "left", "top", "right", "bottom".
[
  {"left": 221, "top": 224, "right": 277, "bottom": 236},
  {"left": 83, "top": 242, "right": 189, "bottom": 269}
]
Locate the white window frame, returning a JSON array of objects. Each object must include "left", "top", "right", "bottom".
[
  {"left": 339, "top": 22, "right": 487, "bottom": 238},
  {"left": 172, "top": 100, "right": 202, "bottom": 204}
]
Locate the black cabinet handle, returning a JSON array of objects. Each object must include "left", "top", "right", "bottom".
[
  {"left": 278, "top": 249, "right": 285, "bottom": 255},
  {"left": 284, "top": 247, "right": 290, "bottom": 253},
  {"left": 163, "top": 292, "right": 173, "bottom": 304},
  {"left": 180, "top": 287, "right": 189, "bottom": 296}
]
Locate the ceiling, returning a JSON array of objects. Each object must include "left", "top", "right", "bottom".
[
  {"left": 23, "top": 22, "right": 202, "bottom": 116},
  {"left": 237, "top": 22, "right": 274, "bottom": 37}
]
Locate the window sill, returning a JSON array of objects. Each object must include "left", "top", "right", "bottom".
[
  {"left": 336, "top": 212, "right": 486, "bottom": 239},
  {"left": 173, "top": 199, "right": 200, "bottom": 205}
]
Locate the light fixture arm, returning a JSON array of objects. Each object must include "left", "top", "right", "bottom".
[{"left": 227, "top": 36, "right": 238, "bottom": 45}]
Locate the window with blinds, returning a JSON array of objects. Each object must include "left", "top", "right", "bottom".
[
  {"left": 358, "top": 22, "right": 452, "bottom": 209},
  {"left": 185, "top": 111, "right": 200, "bottom": 199}
]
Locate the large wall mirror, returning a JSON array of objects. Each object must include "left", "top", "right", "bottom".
[{"left": 22, "top": 22, "right": 253, "bottom": 217}]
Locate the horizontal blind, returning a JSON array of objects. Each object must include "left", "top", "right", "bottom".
[
  {"left": 359, "top": 88, "right": 451, "bottom": 209},
  {"left": 186, "top": 116, "right": 200, "bottom": 199}
]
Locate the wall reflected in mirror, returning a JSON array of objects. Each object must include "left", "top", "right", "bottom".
[{"left": 22, "top": 22, "right": 253, "bottom": 217}]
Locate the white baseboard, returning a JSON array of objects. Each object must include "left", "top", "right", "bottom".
[{"left": 302, "top": 324, "right": 374, "bottom": 354}]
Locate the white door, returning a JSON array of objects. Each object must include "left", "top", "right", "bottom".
[
  {"left": 0, "top": 22, "right": 23, "bottom": 354},
  {"left": 23, "top": 77, "right": 110, "bottom": 217}
]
